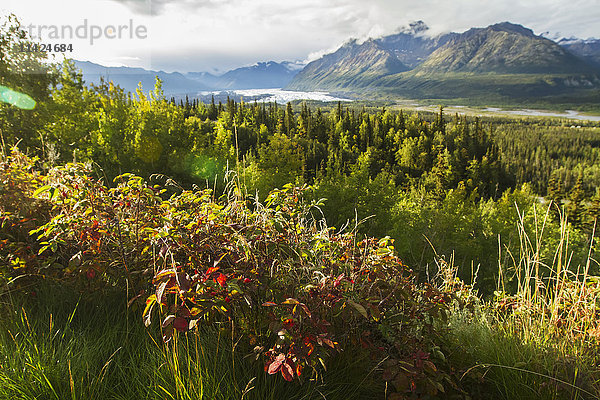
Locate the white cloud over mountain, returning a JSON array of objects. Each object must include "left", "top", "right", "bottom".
[{"left": 3, "top": 0, "right": 599, "bottom": 72}]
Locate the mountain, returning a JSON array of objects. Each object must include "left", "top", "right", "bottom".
[
  {"left": 287, "top": 21, "right": 600, "bottom": 105},
  {"left": 185, "top": 71, "right": 221, "bottom": 89},
  {"left": 208, "top": 61, "right": 301, "bottom": 89},
  {"left": 416, "top": 22, "right": 595, "bottom": 74},
  {"left": 287, "top": 39, "right": 410, "bottom": 91},
  {"left": 558, "top": 38, "right": 600, "bottom": 67},
  {"left": 74, "top": 61, "right": 210, "bottom": 95},
  {"left": 75, "top": 60, "right": 304, "bottom": 95},
  {"left": 375, "top": 21, "right": 457, "bottom": 68},
  {"left": 288, "top": 21, "right": 453, "bottom": 91}
]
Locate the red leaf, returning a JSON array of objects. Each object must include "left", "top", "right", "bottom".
[
  {"left": 216, "top": 273, "right": 227, "bottom": 287},
  {"left": 206, "top": 266, "right": 220, "bottom": 275},
  {"left": 86, "top": 269, "right": 96, "bottom": 280},
  {"left": 178, "top": 308, "right": 192, "bottom": 318},
  {"left": 281, "top": 361, "right": 294, "bottom": 381},
  {"left": 173, "top": 317, "right": 188, "bottom": 332},
  {"left": 267, "top": 354, "right": 285, "bottom": 375},
  {"left": 333, "top": 273, "right": 344, "bottom": 287},
  {"left": 283, "top": 318, "right": 295, "bottom": 328}
]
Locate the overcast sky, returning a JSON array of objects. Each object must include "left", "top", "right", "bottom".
[{"left": 3, "top": 0, "right": 600, "bottom": 73}]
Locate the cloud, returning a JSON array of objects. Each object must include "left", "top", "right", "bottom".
[
  {"left": 5, "top": 0, "right": 600, "bottom": 72},
  {"left": 108, "top": 0, "right": 232, "bottom": 15}
]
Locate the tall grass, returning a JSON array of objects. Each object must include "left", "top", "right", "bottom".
[
  {"left": 0, "top": 282, "right": 383, "bottom": 400},
  {"left": 497, "top": 204, "right": 599, "bottom": 355},
  {"left": 441, "top": 202, "right": 600, "bottom": 400}
]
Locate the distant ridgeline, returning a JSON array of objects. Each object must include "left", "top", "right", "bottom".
[
  {"left": 287, "top": 22, "right": 600, "bottom": 106},
  {"left": 74, "top": 60, "right": 304, "bottom": 96},
  {"left": 72, "top": 21, "right": 600, "bottom": 107}
]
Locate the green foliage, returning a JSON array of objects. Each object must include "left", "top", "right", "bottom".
[
  {"left": 6, "top": 55, "right": 600, "bottom": 296},
  {"left": 0, "top": 14, "right": 56, "bottom": 150},
  {"left": 2, "top": 148, "right": 600, "bottom": 399},
  {"left": 0, "top": 149, "right": 458, "bottom": 398}
]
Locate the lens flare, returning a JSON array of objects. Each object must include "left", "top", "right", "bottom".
[{"left": 0, "top": 86, "right": 36, "bottom": 110}]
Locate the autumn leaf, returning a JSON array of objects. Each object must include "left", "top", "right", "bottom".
[
  {"left": 162, "top": 315, "right": 176, "bottom": 328},
  {"left": 143, "top": 295, "right": 157, "bottom": 327},
  {"left": 156, "top": 280, "right": 168, "bottom": 303},
  {"left": 216, "top": 273, "right": 227, "bottom": 287},
  {"left": 348, "top": 300, "right": 368, "bottom": 319},
  {"left": 280, "top": 361, "right": 294, "bottom": 381},
  {"left": 153, "top": 269, "right": 176, "bottom": 284},
  {"left": 206, "top": 266, "right": 220, "bottom": 275},
  {"left": 173, "top": 317, "right": 189, "bottom": 332},
  {"left": 267, "top": 354, "right": 286, "bottom": 375}
]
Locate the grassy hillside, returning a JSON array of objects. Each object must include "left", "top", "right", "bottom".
[{"left": 376, "top": 72, "right": 600, "bottom": 101}]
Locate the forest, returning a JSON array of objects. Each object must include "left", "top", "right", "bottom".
[
  {"left": 4, "top": 58, "right": 600, "bottom": 293},
  {"left": 2, "top": 16, "right": 600, "bottom": 400}
]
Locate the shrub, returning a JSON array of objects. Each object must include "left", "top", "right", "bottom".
[{"left": 0, "top": 148, "right": 457, "bottom": 398}]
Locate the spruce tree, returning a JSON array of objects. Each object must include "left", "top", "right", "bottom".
[
  {"left": 208, "top": 95, "right": 217, "bottom": 120},
  {"left": 586, "top": 189, "right": 600, "bottom": 234},
  {"left": 567, "top": 174, "right": 586, "bottom": 227},
  {"left": 547, "top": 172, "right": 564, "bottom": 220}
]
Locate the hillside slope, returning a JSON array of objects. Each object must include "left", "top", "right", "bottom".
[
  {"left": 559, "top": 38, "right": 600, "bottom": 67},
  {"left": 287, "top": 22, "right": 600, "bottom": 106},
  {"left": 417, "top": 22, "right": 595, "bottom": 74},
  {"left": 287, "top": 39, "right": 409, "bottom": 91}
]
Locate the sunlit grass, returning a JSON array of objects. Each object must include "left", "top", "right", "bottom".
[
  {"left": 437, "top": 203, "right": 600, "bottom": 400},
  {"left": 0, "top": 282, "right": 383, "bottom": 400}
]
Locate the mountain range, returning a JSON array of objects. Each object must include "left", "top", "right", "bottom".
[
  {"left": 74, "top": 60, "right": 305, "bottom": 96},
  {"left": 558, "top": 38, "right": 600, "bottom": 67},
  {"left": 287, "top": 22, "right": 600, "bottom": 104},
  {"left": 75, "top": 21, "right": 600, "bottom": 105}
]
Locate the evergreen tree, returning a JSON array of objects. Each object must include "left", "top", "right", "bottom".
[
  {"left": 547, "top": 172, "right": 564, "bottom": 220},
  {"left": 285, "top": 102, "right": 295, "bottom": 136},
  {"left": 208, "top": 95, "right": 217, "bottom": 120},
  {"left": 586, "top": 189, "right": 600, "bottom": 234},
  {"left": 434, "top": 106, "right": 446, "bottom": 135},
  {"left": 567, "top": 174, "right": 586, "bottom": 227}
]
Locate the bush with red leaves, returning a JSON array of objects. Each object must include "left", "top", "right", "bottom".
[{"left": 1, "top": 148, "right": 460, "bottom": 398}]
